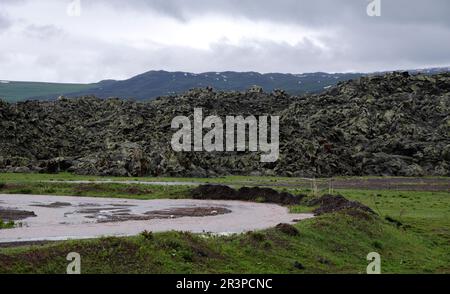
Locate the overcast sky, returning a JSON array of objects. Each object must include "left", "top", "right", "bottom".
[{"left": 0, "top": 0, "right": 449, "bottom": 83}]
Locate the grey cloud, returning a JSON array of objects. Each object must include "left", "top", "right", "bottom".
[
  {"left": 97, "top": 0, "right": 450, "bottom": 27},
  {"left": 0, "top": 13, "right": 11, "bottom": 32},
  {"left": 23, "top": 24, "right": 64, "bottom": 39},
  {"left": 1, "top": 0, "right": 450, "bottom": 83},
  {"left": 0, "top": 0, "right": 28, "bottom": 6},
  {"left": 92, "top": 33, "right": 450, "bottom": 77}
]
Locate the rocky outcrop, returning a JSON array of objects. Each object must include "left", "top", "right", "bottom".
[
  {"left": 277, "top": 72, "right": 450, "bottom": 177},
  {"left": 0, "top": 72, "right": 449, "bottom": 177}
]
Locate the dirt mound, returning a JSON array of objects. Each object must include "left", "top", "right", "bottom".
[
  {"left": 191, "top": 185, "right": 236, "bottom": 199},
  {"left": 0, "top": 208, "right": 37, "bottom": 221},
  {"left": 275, "top": 223, "right": 300, "bottom": 236},
  {"left": 238, "top": 187, "right": 303, "bottom": 205},
  {"left": 91, "top": 206, "right": 231, "bottom": 223},
  {"left": 145, "top": 207, "right": 231, "bottom": 218},
  {"left": 309, "top": 195, "right": 376, "bottom": 216},
  {"left": 191, "top": 185, "right": 303, "bottom": 205}
]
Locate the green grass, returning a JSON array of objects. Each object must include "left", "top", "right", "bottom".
[
  {"left": 0, "top": 220, "right": 15, "bottom": 230},
  {"left": 0, "top": 81, "right": 97, "bottom": 102},
  {"left": 0, "top": 212, "right": 448, "bottom": 274},
  {"left": 0, "top": 172, "right": 447, "bottom": 194},
  {"left": 0, "top": 173, "right": 448, "bottom": 273},
  {"left": 0, "top": 172, "right": 447, "bottom": 190},
  {"left": 0, "top": 182, "right": 191, "bottom": 200},
  {"left": 0, "top": 172, "right": 277, "bottom": 183},
  {"left": 333, "top": 189, "right": 450, "bottom": 247}
]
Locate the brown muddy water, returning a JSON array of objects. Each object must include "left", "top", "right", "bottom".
[{"left": 0, "top": 194, "right": 313, "bottom": 243}]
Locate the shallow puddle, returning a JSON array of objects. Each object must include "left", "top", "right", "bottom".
[{"left": 0, "top": 194, "right": 313, "bottom": 243}]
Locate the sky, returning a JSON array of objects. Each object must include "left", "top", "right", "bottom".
[{"left": 0, "top": 0, "right": 449, "bottom": 83}]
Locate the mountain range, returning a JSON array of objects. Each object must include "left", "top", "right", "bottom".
[{"left": 1, "top": 67, "right": 449, "bottom": 102}]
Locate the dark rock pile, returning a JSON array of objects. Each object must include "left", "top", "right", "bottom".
[
  {"left": 0, "top": 72, "right": 449, "bottom": 177},
  {"left": 278, "top": 72, "right": 450, "bottom": 177},
  {"left": 191, "top": 185, "right": 302, "bottom": 205},
  {"left": 308, "top": 195, "right": 376, "bottom": 216}
]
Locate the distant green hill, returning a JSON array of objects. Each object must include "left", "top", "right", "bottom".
[{"left": 0, "top": 81, "right": 97, "bottom": 102}]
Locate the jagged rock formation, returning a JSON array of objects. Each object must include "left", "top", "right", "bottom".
[{"left": 0, "top": 72, "right": 449, "bottom": 177}]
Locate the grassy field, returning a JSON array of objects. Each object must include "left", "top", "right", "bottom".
[
  {"left": 0, "top": 81, "right": 97, "bottom": 102},
  {"left": 0, "top": 181, "right": 191, "bottom": 200},
  {"left": 1, "top": 171, "right": 448, "bottom": 182},
  {"left": 0, "top": 172, "right": 448, "bottom": 191},
  {"left": 0, "top": 173, "right": 449, "bottom": 274}
]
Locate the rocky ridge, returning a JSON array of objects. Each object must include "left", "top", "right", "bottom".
[{"left": 0, "top": 72, "right": 449, "bottom": 177}]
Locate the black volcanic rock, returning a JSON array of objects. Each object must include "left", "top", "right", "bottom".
[{"left": 0, "top": 72, "right": 449, "bottom": 177}]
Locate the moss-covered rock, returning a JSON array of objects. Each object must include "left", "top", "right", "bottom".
[{"left": 0, "top": 72, "right": 449, "bottom": 177}]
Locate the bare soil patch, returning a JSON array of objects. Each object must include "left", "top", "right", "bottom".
[
  {"left": 76, "top": 207, "right": 125, "bottom": 214},
  {"left": 145, "top": 207, "right": 231, "bottom": 218},
  {"left": 84, "top": 206, "right": 232, "bottom": 223},
  {"left": 0, "top": 208, "right": 37, "bottom": 221},
  {"left": 32, "top": 202, "right": 71, "bottom": 208},
  {"left": 309, "top": 195, "right": 376, "bottom": 217}
]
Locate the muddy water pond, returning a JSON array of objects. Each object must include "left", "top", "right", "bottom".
[{"left": 0, "top": 194, "right": 313, "bottom": 243}]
